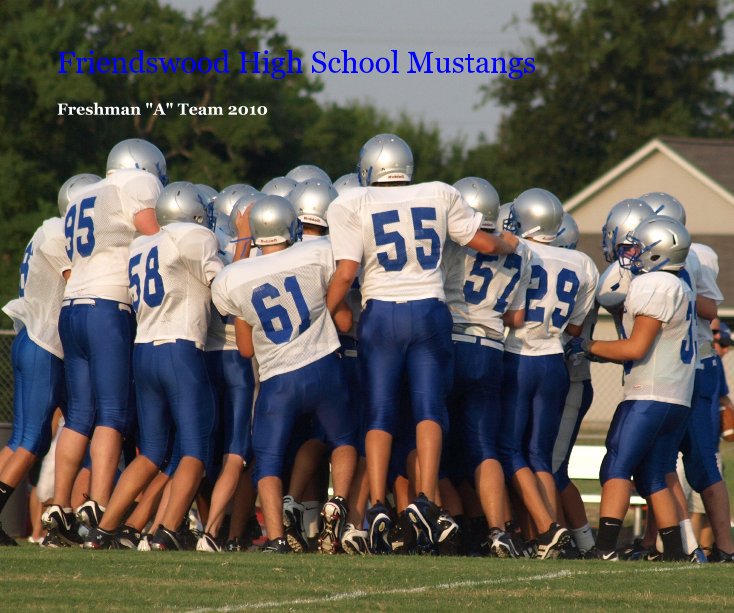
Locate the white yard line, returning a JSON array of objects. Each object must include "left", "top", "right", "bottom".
[{"left": 186, "top": 565, "right": 698, "bottom": 612}]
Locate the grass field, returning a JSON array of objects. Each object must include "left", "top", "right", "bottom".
[{"left": 3, "top": 546, "right": 732, "bottom": 611}]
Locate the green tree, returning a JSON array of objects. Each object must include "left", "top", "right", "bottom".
[
  {"left": 0, "top": 0, "right": 322, "bottom": 314},
  {"left": 479, "top": 0, "right": 734, "bottom": 201}
]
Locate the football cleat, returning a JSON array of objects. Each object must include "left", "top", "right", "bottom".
[
  {"left": 489, "top": 529, "right": 519, "bottom": 559},
  {"left": 196, "top": 532, "right": 221, "bottom": 553},
  {"left": 42, "top": 504, "right": 83, "bottom": 546},
  {"left": 436, "top": 512, "right": 461, "bottom": 556},
  {"left": 535, "top": 523, "right": 571, "bottom": 560},
  {"left": 40, "top": 532, "right": 70, "bottom": 548},
  {"left": 150, "top": 526, "right": 184, "bottom": 551},
  {"left": 0, "top": 522, "right": 18, "bottom": 547},
  {"left": 688, "top": 547, "right": 708, "bottom": 564},
  {"left": 176, "top": 526, "right": 202, "bottom": 551},
  {"left": 282, "top": 495, "right": 309, "bottom": 553},
  {"left": 644, "top": 548, "right": 663, "bottom": 562},
  {"left": 389, "top": 511, "right": 417, "bottom": 555},
  {"left": 617, "top": 538, "right": 650, "bottom": 561},
  {"left": 318, "top": 496, "right": 348, "bottom": 554},
  {"left": 261, "top": 537, "right": 291, "bottom": 553},
  {"left": 584, "top": 546, "right": 619, "bottom": 561},
  {"left": 75, "top": 499, "right": 104, "bottom": 531},
  {"left": 366, "top": 501, "right": 392, "bottom": 554},
  {"left": 341, "top": 522, "right": 370, "bottom": 555},
  {"left": 83, "top": 527, "right": 119, "bottom": 550},
  {"left": 116, "top": 525, "right": 142, "bottom": 550},
  {"left": 406, "top": 493, "right": 441, "bottom": 553},
  {"left": 225, "top": 537, "right": 244, "bottom": 552},
  {"left": 709, "top": 547, "right": 734, "bottom": 563}
]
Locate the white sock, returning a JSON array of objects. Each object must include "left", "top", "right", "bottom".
[
  {"left": 302, "top": 501, "right": 321, "bottom": 538},
  {"left": 680, "top": 519, "right": 697, "bottom": 555},
  {"left": 570, "top": 524, "right": 595, "bottom": 553}
]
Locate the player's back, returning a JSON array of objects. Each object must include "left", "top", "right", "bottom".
[
  {"left": 64, "top": 169, "right": 162, "bottom": 302},
  {"left": 688, "top": 242, "right": 723, "bottom": 348},
  {"left": 506, "top": 240, "right": 597, "bottom": 355},
  {"left": 443, "top": 238, "right": 531, "bottom": 337},
  {"left": 129, "top": 222, "right": 221, "bottom": 346},
  {"left": 211, "top": 238, "right": 339, "bottom": 381},
  {"left": 622, "top": 271, "right": 696, "bottom": 406},
  {"left": 328, "top": 181, "right": 480, "bottom": 305},
  {"left": 3, "top": 218, "right": 69, "bottom": 358}
]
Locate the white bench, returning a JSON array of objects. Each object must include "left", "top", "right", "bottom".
[{"left": 567, "top": 445, "right": 647, "bottom": 537}]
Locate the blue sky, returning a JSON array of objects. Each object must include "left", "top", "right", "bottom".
[{"left": 166, "top": 0, "right": 538, "bottom": 145}]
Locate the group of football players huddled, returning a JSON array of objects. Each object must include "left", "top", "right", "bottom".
[{"left": 0, "top": 132, "right": 731, "bottom": 563}]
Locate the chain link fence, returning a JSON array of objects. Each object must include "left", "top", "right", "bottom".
[{"left": 0, "top": 331, "right": 14, "bottom": 423}]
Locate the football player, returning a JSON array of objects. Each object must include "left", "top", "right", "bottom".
[
  {"left": 325, "top": 134, "right": 518, "bottom": 553},
  {"left": 500, "top": 189, "right": 597, "bottom": 559},
  {"left": 583, "top": 216, "right": 696, "bottom": 561},
  {"left": 42, "top": 140, "right": 164, "bottom": 544},
  {"left": 0, "top": 175, "right": 96, "bottom": 545},
  {"left": 195, "top": 197, "right": 258, "bottom": 553},
  {"left": 280, "top": 178, "right": 347, "bottom": 553},
  {"left": 211, "top": 195, "right": 358, "bottom": 553},
  {"left": 442, "top": 176, "right": 531, "bottom": 557},
  {"left": 84, "top": 181, "right": 221, "bottom": 550},
  {"left": 644, "top": 193, "right": 734, "bottom": 561},
  {"left": 550, "top": 213, "right": 599, "bottom": 555}
]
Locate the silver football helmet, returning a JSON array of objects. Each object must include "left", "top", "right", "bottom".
[
  {"left": 196, "top": 184, "right": 218, "bottom": 204},
  {"left": 623, "top": 216, "right": 691, "bottom": 274},
  {"left": 289, "top": 179, "right": 338, "bottom": 228},
  {"left": 228, "top": 190, "right": 264, "bottom": 236},
  {"left": 58, "top": 173, "right": 101, "bottom": 217},
  {"left": 334, "top": 172, "right": 360, "bottom": 194},
  {"left": 286, "top": 164, "right": 331, "bottom": 184},
  {"left": 214, "top": 184, "right": 258, "bottom": 234},
  {"left": 506, "top": 188, "right": 564, "bottom": 242},
  {"left": 639, "top": 192, "right": 687, "bottom": 226},
  {"left": 249, "top": 195, "right": 298, "bottom": 246},
  {"left": 551, "top": 213, "right": 580, "bottom": 250},
  {"left": 155, "top": 181, "right": 208, "bottom": 226},
  {"left": 601, "top": 198, "right": 655, "bottom": 263},
  {"left": 453, "top": 177, "right": 500, "bottom": 231},
  {"left": 357, "top": 133, "right": 413, "bottom": 185},
  {"left": 261, "top": 176, "right": 298, "bottom": 198},
  {"left": 106, "top": 139, "right": 168, "bottom": 185}
]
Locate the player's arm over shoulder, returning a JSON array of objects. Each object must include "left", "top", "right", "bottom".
[{"left": 172, "top": 224, "right": 223, "bottom": 284}]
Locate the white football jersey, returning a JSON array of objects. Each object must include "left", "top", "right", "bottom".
[
  {"left": 442, "top": 238, "right": 531, "bottom": 336},
  {"left": 64, "top": 169, "right": 162, "bottom": 303},
  {"left": 622, "top": 271, "right": 696, "bottom": 406},
  {"left": 688, "top": 242, "right": 723, "bottom": 345},
  {"left": 129, "top": 223, "right": 223, "bottom": 346},
  {"left": 211, "top": 239, "right": 339, "bottom": 381},
  {"left": 2, "top": 218, "right": 70, "bottom": 358},
  {"left": 327, "top": 181, "right": 482, "bottom": 306},
  {"left": 505, "top": 240, "right": 598, "bottom": 356}
]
